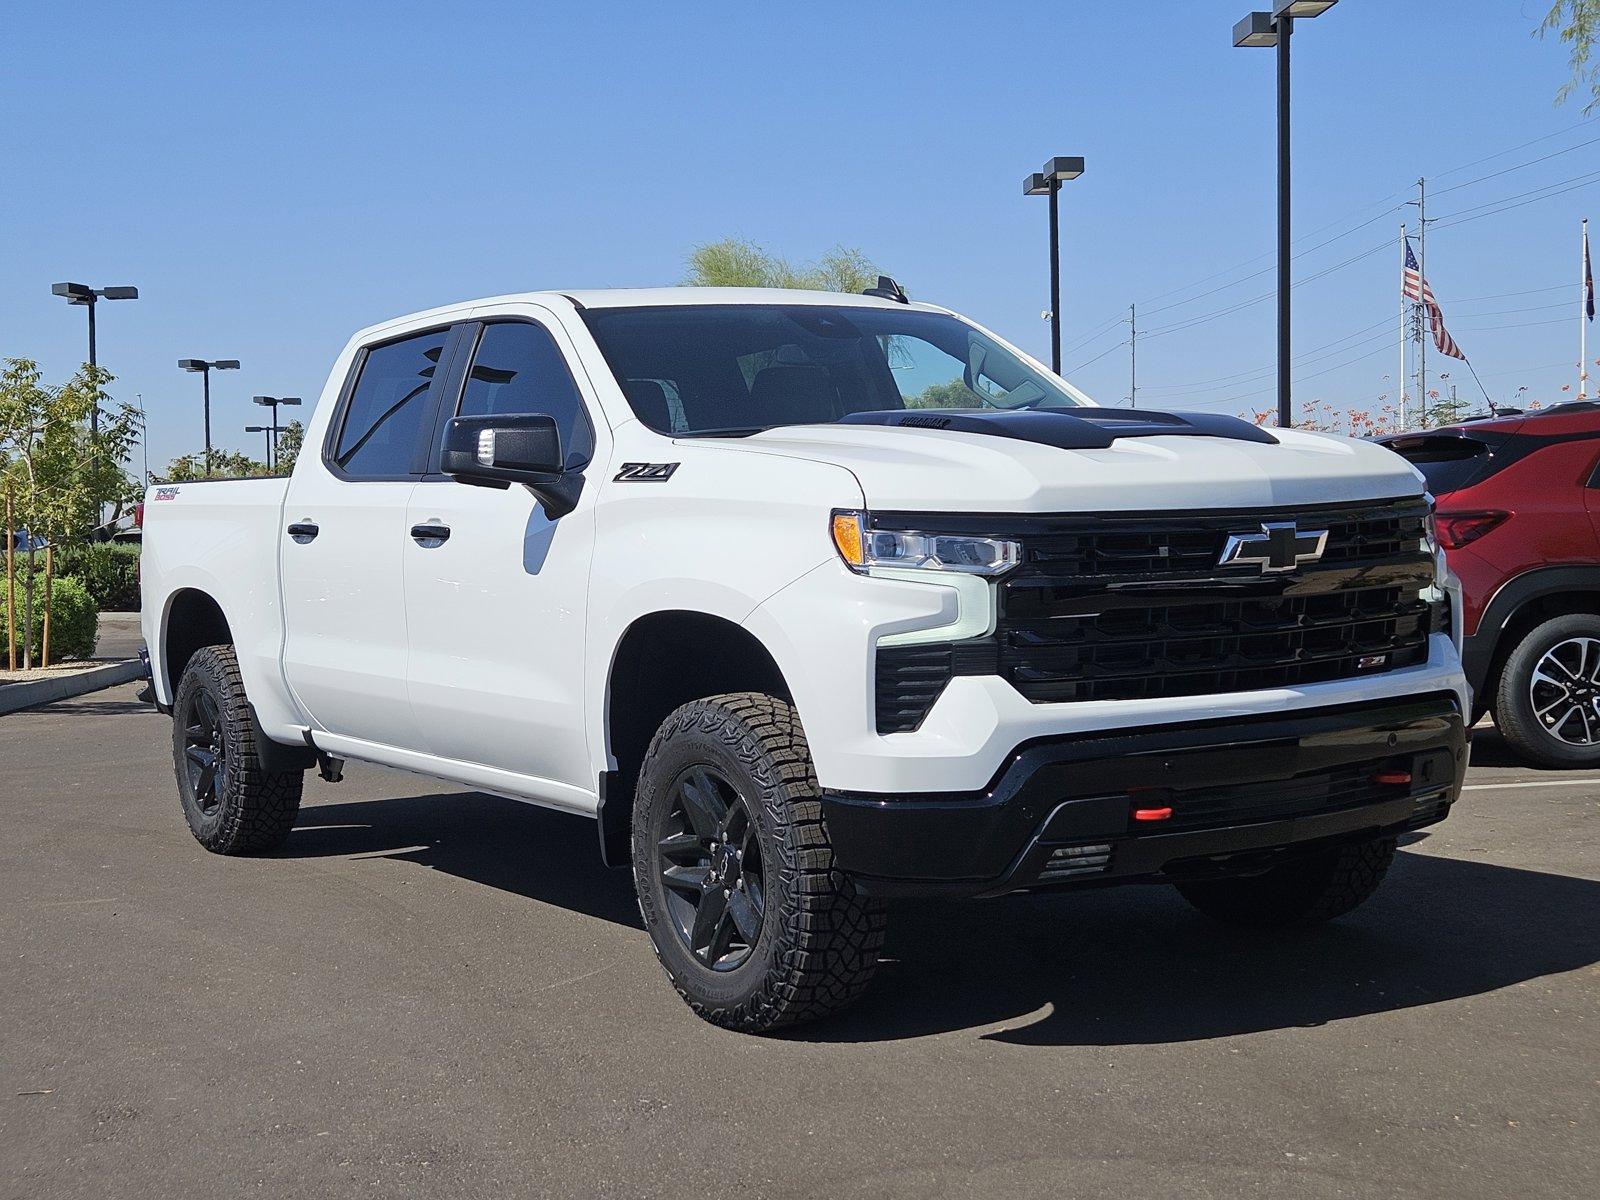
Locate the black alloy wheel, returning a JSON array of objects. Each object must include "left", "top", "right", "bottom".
[
  {"left": 181, "top": 686, "right": 230, "bottom": 818},
  {"left": 656, "top": 764, "right": 766, "bottom": 971}
]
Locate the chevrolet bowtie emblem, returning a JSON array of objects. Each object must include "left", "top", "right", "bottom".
[{"left": 1218, "top": 521, "right": 1328, "bottom": 573}]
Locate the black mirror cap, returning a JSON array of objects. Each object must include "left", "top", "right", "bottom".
[
  {"left": 441, "top": 414, "right": 583, "bottom": 516},
  {"left": 442, "top": 413, "right": 565, "bottom": 477}
]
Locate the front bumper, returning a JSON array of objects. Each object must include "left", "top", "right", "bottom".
[{"left": 821, "top": 692, "right": 1465, "bottom": 898}]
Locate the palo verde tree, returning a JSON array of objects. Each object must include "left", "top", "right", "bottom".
[
  {"left": 0, "top": 358, "right": 142, "bottom": 666},
  {"left": 683, "top": 239, "right": 883, "bottom": 292},
  {"left": 1541, "top": 1, "right": 1600, "bottom": 111}
]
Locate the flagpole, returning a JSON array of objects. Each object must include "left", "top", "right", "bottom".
[
  {"left": 1583, "top": 217, "right": 1591, "bottom": 401},
  {"left": 1399, "top": 222, "right": 1408, "bottom": 428}
]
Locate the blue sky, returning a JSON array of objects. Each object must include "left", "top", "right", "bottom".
[{"left": 4, "top": 1, "right": 1595, "bottom": 470}]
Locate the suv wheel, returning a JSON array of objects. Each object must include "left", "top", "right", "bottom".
[
  {"left": 631, "top": 693, "right": 886, "bottom": 1032},
  {"left": 172, "top": 645, "right": 303, "bottom": 854},
  {"left": 1175, "top": 835, "right": 1397, "bottom": 928},
  {"left": 1495, "top": 613, "right": 1600, "bottom": 768}
]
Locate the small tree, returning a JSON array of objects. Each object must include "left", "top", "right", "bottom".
[
  {"left": 683, "top": 239, "right": 884, "bottom": 293},
  {"left": 152, "top": 447, "right": 272, "bottom": 484},
  {"left": 0, "top": 359, "right": 141, "bottom": 667},
  {"left": 275, "top": 420, "right": 306, "bottom": 473},
  {"left": 1540, "top": 0, "right": 1600, "bottom": 111}
]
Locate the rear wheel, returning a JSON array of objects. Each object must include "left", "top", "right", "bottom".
[
  {"left": 631, "top": 693, "right": 886, "bottom": 1032},
  {"left": 171, "top": 645, "right": 303, "bottom": 854},
  {"left": 1175, "top": 835, "right": 1396, "bottom": 928},
  {"left": 1494, "top": 613, "right": 1600, "bottom": 769}
]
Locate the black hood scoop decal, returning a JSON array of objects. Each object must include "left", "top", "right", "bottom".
[{"left": 835, "top": 407, "right": 1278, "bottom": 450}]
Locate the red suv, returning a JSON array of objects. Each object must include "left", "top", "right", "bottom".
[{"left": 1381, "top": 401, "right": 1600, "bottom": 767}]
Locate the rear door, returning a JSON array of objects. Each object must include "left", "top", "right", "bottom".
[
  {"left": 402, "top": 310, "right": 603, "bottom": 801},
  {"left": 280, "top": 325, "right": 460, "bottom": 747}
]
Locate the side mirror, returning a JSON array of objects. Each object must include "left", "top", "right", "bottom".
[{"left": 441, "top": 414, "right": 583, "bottom": 518}]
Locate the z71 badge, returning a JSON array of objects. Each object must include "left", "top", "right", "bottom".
[{"left": 614, "top": 462, "right": 679, "bottom": 482}]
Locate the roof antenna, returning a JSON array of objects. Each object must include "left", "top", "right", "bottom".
[{"left": 862, "top": 275, "right": 909, "bottom": 303}]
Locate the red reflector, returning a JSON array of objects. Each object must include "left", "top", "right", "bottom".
[
  {"left": 1372, "top": 770, "right": 1412, "bottom": 786},
  {"left": 1133, "top": 806, "right": 1173, "bottom": 822}
]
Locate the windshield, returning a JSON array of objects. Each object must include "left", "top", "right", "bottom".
[{"left": 580, "top": 304, "right": 1090, "bottom": 436}]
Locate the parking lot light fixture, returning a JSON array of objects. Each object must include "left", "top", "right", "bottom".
[
  {"left": 51, "top": 281, "right": 139, "bottom": 433},
  {"left": 252, "top": 395, "right": 303, "bottom": 471},
  {"left": 1233, "top": 12, "right": 1278, "bottom": 47},
  {"left": 179, "top": 359, "right": 241, "bottom": 477},
  {"left": 1233, "top": 1, "right": 1336, "bottom": 428},
  {"left": 1275, "top": 0, "right": 1337, "bottom": 17},
  {"left": 1023, "top": 157, "right": 1086, "bottom": 374}
]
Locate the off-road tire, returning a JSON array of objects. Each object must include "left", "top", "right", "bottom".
[
  {"left": 631, "top": 692, "right": 887, "bottom": 1032},
  {"left": 171, "top": 645, "right": 302, "bottom": 854},
  {"left": 1175, "top": 835, "right": 1397, "bottom": 928},
  {"left": 1493, "top": 613, "right": 1600, "bottom": 769}
]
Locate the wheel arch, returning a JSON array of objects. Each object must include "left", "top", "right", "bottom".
[
  {"left": 1472, "top": 566, "right": 1600, "bottom": 704},
  {"left": 161, "top": 587, "right": 234, "bottom": 700},
  {"left": 597, "top": 609, "right": 792, "bottom": 867}
]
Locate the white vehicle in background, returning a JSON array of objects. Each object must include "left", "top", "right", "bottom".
[{"left": 140, "top": 283, "right": 1469, "bottom": 1032}]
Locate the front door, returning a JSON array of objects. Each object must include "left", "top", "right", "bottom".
[{"left": 403, "top": 312, "right": 602, "bottom": 803}]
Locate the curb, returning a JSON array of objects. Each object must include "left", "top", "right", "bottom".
[{"left": 0, "top": 660, "right": 145, "bottom": 716}]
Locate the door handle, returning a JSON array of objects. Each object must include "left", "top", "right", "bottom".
[
  {"left": 286, "top": 521, "right": 319, "bottom": 544},
  {"left": 410, "top": 522, "right": 451, "bottom": 546}
]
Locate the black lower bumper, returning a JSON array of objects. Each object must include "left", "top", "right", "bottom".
[{"left": 821, "top": 693, "right": 1465, "bottom": 898}]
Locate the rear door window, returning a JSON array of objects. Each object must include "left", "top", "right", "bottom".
[{"left": 333, "top": 329, "right": 450, "bottom": 478}]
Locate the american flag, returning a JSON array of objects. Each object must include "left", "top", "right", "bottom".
[
  {"left": 1586, "top": 221, "right": 1594, "bottom": 322},
  {"left": 1403, "top": 239, "right": 1466, "bottom": 361}
]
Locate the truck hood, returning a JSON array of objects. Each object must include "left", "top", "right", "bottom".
[{"left": 712, "top": 421, "right": 1425, "bottom": 512}]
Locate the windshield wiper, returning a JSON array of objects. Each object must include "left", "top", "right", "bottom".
[{"left": 681, "top": 426, "right": 772, "bottom": 438}]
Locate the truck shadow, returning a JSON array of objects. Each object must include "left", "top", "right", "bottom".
[
  {"left": 281, "top": 791, "right": 1600, "bottom": 1046},
  {"left": 284, "top": 791, "right": 642, "bottom": 929},
  {"left": 797, "top": 850, "right": 1600, "bottom": 1045}
]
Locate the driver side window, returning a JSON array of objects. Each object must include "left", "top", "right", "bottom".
[{"left": 458, "top": 321, "right": 595, "bottom": 469}]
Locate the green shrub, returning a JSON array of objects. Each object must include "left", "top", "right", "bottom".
[
  {"left": 52, "top": 541, "right": 141, "bottom": 611},
  {"left": 1, "top": 574, "right": 99, "bottom": 662}
]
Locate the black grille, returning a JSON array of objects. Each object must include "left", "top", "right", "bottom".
[{"left": 873, "top": 500, "right": 1434, "bottom": 729}]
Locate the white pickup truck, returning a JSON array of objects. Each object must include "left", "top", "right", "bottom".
[{"left": 141, "top": 284, "right": 1469, "bottom": 1031}]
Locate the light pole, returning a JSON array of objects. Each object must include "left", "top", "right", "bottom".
[
  {"left": 245, "top": 425, "right": 275, "bottom": 465},
  {"left": 51, "top": 282, "right": 139, "bottom": 434},
  {"left": 252, "top": 395, "right": 302, "bottom": 472},
  {"left": 1233, "top": 0, "right": 1338, "bottom": 428},
  {"left": 1024, "top": 156, "right": 1085, "bottom": 375},
  {"left": 178, "top": 359, "right": 240, "bottom": 477}
]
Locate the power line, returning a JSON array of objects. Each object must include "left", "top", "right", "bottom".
[
  {"left": 1072, "top": 114, "right": 1600, "bottom": 338},
  {"left": 1429, "top": 114, "right": 1600, "bottom": 181},
  {"left": 1138, "top": 318, "right": 1394, "bottom": 394},
  {"left": 1433, "top": 171, "right": 1600, "bottom": 230},
  {"left": 1429, "top": 133, "right": 1600, "bottom": 198}
]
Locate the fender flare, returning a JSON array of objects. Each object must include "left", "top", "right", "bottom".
[{"left": 1466, "top": 565, "right": 1600, "bottom": 694}]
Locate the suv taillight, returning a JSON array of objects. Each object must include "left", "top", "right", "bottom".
[{"left": 1435, "top": 510, "right": 1508, "bottom": 550}]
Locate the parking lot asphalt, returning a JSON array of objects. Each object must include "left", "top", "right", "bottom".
[{"left": 2, "top": 685, "right": 1596, "bottom": 1199}]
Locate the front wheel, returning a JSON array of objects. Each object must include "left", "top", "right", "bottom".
[
  {"left": 631, "top": 693, "right": 886, "bottom": 1032},
  {"left": 1175, "top": 835, "right": 1397, "bottom": 928},
  {"left": 171, "top": 645, "right": 303, "bottom": 854}
]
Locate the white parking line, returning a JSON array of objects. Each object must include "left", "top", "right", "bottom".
[{"left": 1462, "top": 778, "right": 1598, "bottom": 792}]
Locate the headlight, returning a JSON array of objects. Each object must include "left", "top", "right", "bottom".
[{"left": 830, "top": 511, "right": 1020, "bottom": 576}]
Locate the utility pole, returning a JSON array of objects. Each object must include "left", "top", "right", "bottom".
[
  {"left": 1416, "top": 178, "right": 1428, "bottom": 428},
  {"left": 1398, "top": 222, "right": 1408, "bottom": 427},
  {"left": 1128, "top": 303, "right": 1138, "bottom": 407}
]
